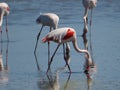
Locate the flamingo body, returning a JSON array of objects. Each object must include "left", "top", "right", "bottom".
[
  {"left": 0, "top": 2, "right": 10, "bottom": 41},
  {"left": 0, "top": 2, "right": 10, "bottom": 26},
  {"left": 36, "top": 13, "right": 59, "bottom": 29},
  {"left": 82, "top": 0, "right": 97, "bottom": 9}
]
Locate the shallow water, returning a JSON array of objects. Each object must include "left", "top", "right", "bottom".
[{"left": 0, "top": 0, "right": 120, "bottom": 90}]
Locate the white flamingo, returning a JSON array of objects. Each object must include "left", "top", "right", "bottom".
[
  {"left": 82, "top": 0, "right": 97, "bottom": 35},
  {"left": 42, "top": 27, "right": 92, "bottom": 73},
  {"left": 34, "top": 13, "right": 59, "bottom": 63},
  {"left": 0, "top": 55, "right": 3, "bottom": 70},
  {"left": 0, "top": 2, "right": 10, "bottom": 41}
]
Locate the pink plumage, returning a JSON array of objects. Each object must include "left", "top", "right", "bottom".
[{"left": 42, "top": 27, "right": 75, "bottom": 43}]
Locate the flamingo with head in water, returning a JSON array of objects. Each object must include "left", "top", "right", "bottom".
[
  {"left": 0, "top": 2, "right": 10, "bottom": 41},
  {"left": 34, "top": 13, "right": 59, "bottom": 64},
  {"left": 42, "top": 27, "right": 92, "bottom": 73}
]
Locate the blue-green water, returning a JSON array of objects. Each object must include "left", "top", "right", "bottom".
[{"left": 0, "top": 0, "right": 120, "bottom": 90}]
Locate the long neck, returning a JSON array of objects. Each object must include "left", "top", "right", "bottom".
[
  {"left": 0, "top": 8, "right": 4, "bottom": 26},
  {"left": 72, "top": 40, "right": 92, "bottom": 65}
]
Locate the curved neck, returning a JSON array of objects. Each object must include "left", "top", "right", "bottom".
[{"left": 72, "top": 40, "right": 92, "bottom": 65}]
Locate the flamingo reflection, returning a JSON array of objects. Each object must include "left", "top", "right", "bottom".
[
  {"left": 37, "top": 67, "right": 71, "bottom": 90},
  {"left": 85, "top": 66, "right": 96, "bottom": 90},
  {"left": 0, "top": 55, "right": 9, "bottom": 84},
  {"left": 0, "top": 42, "right": 9, "bottom": 84},
  {"left": 0, "top": 41, "right": 9, "bottom": 71}
]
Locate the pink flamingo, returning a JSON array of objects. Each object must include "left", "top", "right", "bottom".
[
  {"left": 0, "top": 2, "right": 10, "bottom": 41},
  {"left": 82, "top": 0, "right": 97, "bottom": 35},
  {"left": 34, "top": 13, "right": 59, "bottom": 63},
  {"left": 42, "top": 27, "right": 92, "bottom": 73},
  {"left": 34, "top": 13, "right": 59, "bottom": 57}
]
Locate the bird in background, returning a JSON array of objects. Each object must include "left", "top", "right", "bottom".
[
  {"left": 0, "top": 55, "right": 3, "bottom": 70},
  {"left": 34, "top": 13, "right": 59, "bottom": 64},
  {"left": 82, "top": 0, "right": 97, "bottom": 36},
  {"left": 0, "top": 2, "right": 10, "bottom": 42},
  {"left": 42, "top": 27, "right": 93, "bottom": 73}
]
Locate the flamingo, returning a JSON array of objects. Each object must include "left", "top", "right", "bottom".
[
  {"left": 0, "top": 55, "right": 3, "bottom": 70},
  {"left": 82, "top": 0, "right": 97, "bottom": 35},
  {"left": 42, "top": 27, "right": 92, "bottom": 73},
  {"left": 34, "top": 13, "right": 59, "bottom": 64},
  {"left": 0, "top": 2, "right": 10, "bottom": 41}
]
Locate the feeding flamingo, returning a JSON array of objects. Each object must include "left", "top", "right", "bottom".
[
  {"left": 0, "top": 2, "right": 10, "bottom": 41},
  {"left": 34, "top": 13, "right": 59, "bottom": 63},
  {"left": 34, "top": 13, "right": 70, "bottom": 67},
  {"left": 42, "top": 27, "right": 92, "bottom": 73},
  {"left": 82, "top": 0, "right": 97, "bottom": 36}
]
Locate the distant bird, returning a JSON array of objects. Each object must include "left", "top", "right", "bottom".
[
  {"left": 82, "top": 0, "right": 97, "bottom": 35},
  {"left": 34, "top": 13, "right": 59, "bottom": 63},
  {"left": 0, "top": 2, "right": 10, "bottom": 41},
  {"left": 0, "top": 55, "right": 3, "bottom": 70},
  {"left": 42, "top": 27, "right": 92, "bottom": 73}
]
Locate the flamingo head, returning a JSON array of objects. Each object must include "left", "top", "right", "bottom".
[
  {"left": 36, "top": 14, "right": 42, "bottom": 24},
  {"left": 0, "top": 2, "right": 10, "bottom": 16},
  {"left": 84, "top": 63, "right": 97, "bottom": 74},
  {"left": 36, "top": 17, "right": 41, "bottom": 24}
]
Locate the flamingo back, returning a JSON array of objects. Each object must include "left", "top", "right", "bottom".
[
  {"left": 36, "top": 13, "right": 59, "bottom": 29},
  {"left": 82, "top": 0, "right": 97, "bottom": 9},
  {"left": 42, "top": 27, "right": 76, "bottom": 44}
]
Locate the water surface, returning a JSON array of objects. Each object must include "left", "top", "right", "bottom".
[{"left": 0, "top": 0, "right": 120, "bottom": 90}]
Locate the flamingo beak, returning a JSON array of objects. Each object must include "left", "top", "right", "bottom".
[{"left": 36, "top": 18, "right": 40, "bottom": 24}]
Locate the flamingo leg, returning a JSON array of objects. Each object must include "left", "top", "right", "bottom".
[
  {"left": 63, "top": 43, "right": 71, "bottom": 73},
  {"left": 0, "top": 27, "right": 2, "bottom": 42},
  {"left": 89, "top": 9, "right": 93, "bottom": 40},
  {"left": 6, "top": 16, "right": 9, "bottom": 42},
  {"left": 34, "top": 53, "right": 40, "bottom": 70},
  {"left": 83, "top": 8, "right": 89, "bottom": 25},
  {"left": 48, "top": 27, "right": 52, "bottom": 65},
  {"left": 90, "top": 9, "right": 93, "bottom": 27},
  {"left": 47, "top": 44, "right": 60, "bottom": 73},
  {"left": 83, "top": 8, "right": 89, "bottom": 36},
  {"left": 34, "top": 25, "right": 44, "bottom": 53},
  {"left": 63, "top": 43, "right": 66, "bottom": 61},
  {"left": 4, "top": 42, "right": 9, "bottom": 70}
]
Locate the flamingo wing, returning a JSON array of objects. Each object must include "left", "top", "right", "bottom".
[{"left": 42, "top": 27, "right": 75, "bottom": 43}]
